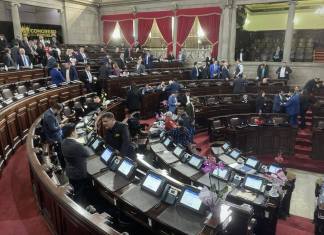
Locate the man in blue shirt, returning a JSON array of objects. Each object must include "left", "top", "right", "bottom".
[
  {"left": 166, "top": 118, "right": 193, "bottom": 151},
  {"left": 50, "top": 63, "right": 65, "bottom": 85},
  {"left": 168, "top": 92, "right": 180, "bottom": 114}
]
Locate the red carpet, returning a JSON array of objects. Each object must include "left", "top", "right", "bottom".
[
  {"left": 276, "top": 216, "right": 314, "bottom": 235},
  {"left": 0, "top": 145, "right": 51, "bottom": 235}
]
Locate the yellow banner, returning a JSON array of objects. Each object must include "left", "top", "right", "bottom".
[{"left": 21, "top": 25, "right": 56, "bottom": 38}]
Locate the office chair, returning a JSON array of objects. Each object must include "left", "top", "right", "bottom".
[
  {"left": 2, "top": 88, "right": 13, "bottom": 99},
  {"left": 32, "top": 83, "right": 41, "bottom": 90},
  {"left": 17, "top": 85, "right": 27, "bottom": 94},
  {"left": 318, "top": 121, "right": 324, "bottom": 129},
  {"left": 230, "top": 117, "right": 240, "bottom": 128}
]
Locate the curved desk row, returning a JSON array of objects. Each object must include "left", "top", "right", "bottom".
[
  {"left": 0, "top": 82, "right": 83, "bottom": 174},
  {"left": 0, "top": 68, "right": 45, "bottom": 85}
]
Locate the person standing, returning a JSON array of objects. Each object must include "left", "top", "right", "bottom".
[
  {"left": 272, "top": 90, "right": 286, "bottom": 113},
  {"left": 168, "top": 92, "right": 180, "bottom": 114},
  {"left": 191, "top": 62, "right": 199, "bottom": 79},
  {"left": 282, "top": 90, "right": 300, "bottom": 127},
  {"left": 276, "top": 62, "right": 292, "bottom": 85},
  {"left": 255, "top": 91, "right": 266, "bottom": 114},
  {"left": 234, "top": 59, "right": 244, "bottom": 79}
]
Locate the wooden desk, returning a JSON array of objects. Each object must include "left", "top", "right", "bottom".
[{"left": 0, "top": 68, "right": 45, "bottom": 85}]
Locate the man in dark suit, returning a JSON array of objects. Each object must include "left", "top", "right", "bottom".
[
  {"left": 126, "top": 83, "right": 141, "bottom": 112},
  {"left": 191, "top": 62, "right": 199, "bottom": 79},
  {"left": 282, "top": 90, "right": 300, "bottom": 127},
  {"left": 42, "top": 102, "right": 63, "bottom": 143},
  {"left": 303, "top": 77, "right": 320, "bottom": 94},
  {"left": 46, "top": 52, "right": 57, "bottom": 75},
  {"left": 233, "top": 76, "right": 246, "bottom": 94},
  {"left": 257, "top": 62, "right": 269, "bottom": 80},
  {"left": 2, "top": 48, "right": 16, "bottom": 67},
  {"left": 50, "top": 63, "right": 65, "bottom": 85},
  {"left": 272, "top": 90, "right": 286, "bottom": 113},
  {"left": 255, "top": 91, "right": 266, "bottom": 114},
  {"left": 116, "top": 53, "right": 126, "bottom": 70},
  {"left": 97, "top": 62, "right": 111, "bottom": 95},
  {"left": 136, "top": 59, "right": 145, "bottom": 74},
  {"left": 10, "top": 42, "right": 20, "bottom": 64},
  {"left": 61, "top": 62, "right": 78, "bottom": 82},
  {"left": 144, "top": 51, "right": 153, "bottom": 69},
  {"left": 276, "top": 62, "right": 292, "bottom": 85},
  {"left": 17, "top": 48, "right": 31, "bottom": 67},
  {"left": 75, "top": 47, "right": 88, "bottom": 63},
  {"left": 79, "top": 64, "right": 95, "bottom": 92},
  {"left": 0, "top": 35, "right": 8, "bottom": 52}
]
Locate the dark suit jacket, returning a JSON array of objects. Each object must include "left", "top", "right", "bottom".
[
  {"left": 136, "top": 64, "right": 146, "bottom": 74},
  {"left": 116, "top": 58, "right": 126, "bottom": 70},
  {"left": 257, "top": 65, "right": 269, "bottom": 79},
  {"left": 17, "top": 54, "right": 31, "bottom": 67},
  {"left": 233, "top": 77, "right": 246, "bottom": 94},
  {"left": 255, "top": 96, "right": 266, "bottom": 113},
  {"left": 10, "top": 46, "right": 19, "bottom": 63},
  {"left": 221, "top": 67, "right": 230, "bottom": 80},
  {"left": 61, "top": 67, "right": 78, "bottom": 81},
  {"left": 3, "top": 54, "right": 16, "bottom": 67},
  {"left": 126, "top": 89, "right": 141, "bottom": 111},
  {"left": 0, "top": 38, "right": 8, "bottom": 52},
  {"left": 50, "top": 68, "right": 65, "bottom": 85},
  {"left": 61, "top": 138, "right": 90, "bottom": 180},
  {"left": 144, "top": 54, "right": 153, "bottom": 69},
  {"left": 41, "top": 108, "right": 62, "bottom": 142},
  {"left": 191, "top": 67, "right": 199, "bottom": 79},
  {"left": 303, "top": 79, "right": 317, "bottom": 94},
  {"left": 284, "top": 94, "right": 300, "bottom": 115},
  {"left": 75, "top": 52, "right": 88, "bottom": 63},
  {"left": 99, "top": 64, "right": 111, "bottom": 79},
  {"left": 79, "top": 70, "right": 93, "bottom": 83},
  {"left": 276, "top": 66, "right": 292, "bottom": 80},
  {"left": 272, "top": 95, "right": 283, "bottom": 113}
]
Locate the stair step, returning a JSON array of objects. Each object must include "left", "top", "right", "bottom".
[
  {"left": 294, "top": 153, "right": 311, "bottom": 160},
  {"left": 306, "top": 110, "right": 313, "bottom": 114},
  {"left": 295, "top": 138, "right": 312, "bottom": 146},
  {"left": 295, "top": 145, "right": 312, "bottom": 155}
]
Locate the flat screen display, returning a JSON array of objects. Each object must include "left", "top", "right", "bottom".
[
  {"left": 91, "top": 139, "right": 100, "bottom": 150},
  {"left": 142, "top": 173, "right": 163, "bottom": 193},
  {"left": 101, "top": 148, "right": 113, "bottom": 162},
  {"left": 87, "top": 131, "right": 94, "bottom": 141},
  {"left": 268, "top": 165, "right": 282, "bottom": 174},
  {"left": 244, "top": 176, "right": 263, "bottom": 191},
  {"left": 212, "top": 168, "right": 228, "bottom": 180},
  {"left": 245, "top": 158, "right": 258, "bottom": 168},
  {"left": 173, "top": 146, "right": 184, "bottom": 157},
  {"left": 179, "top": 188, "right": 202, "bottom": 211},
  {"left": 222, "top": 142, "right": 230, "bottom": 150},
  {"left": 117, "top": 159, "right": 134, "bottom": 177},
  {"left": 160, "top": 131, "right": 165, "bottom": 138},
  {"left": 163, "top": 137, "right": 171, "bottom": 146},
  {"left": 188, "top": 155, "right": 202, "bottom": 168},
  {"left": 230, "top": 150, "right": 240, "bottom": 159}
]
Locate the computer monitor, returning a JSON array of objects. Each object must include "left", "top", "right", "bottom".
[
  {"left": 187, "top": 154, "right": 204, "bottom": 170},
  {"left": 117, "top": 158, "right": 136, "bottom": 179},
  {"left": 222, "top": 142, "right": 230, "bottom": 151},
  {"left": 90, "top": 138, "right": 101, "bottom": 150},
  {"left": 141, "top": 171, "right": 166, "bottom": 196},
  {"left": 243, "top": 175, "right": 264, "bottom": 193},
  {"left": 178, "top": 187, "right": 205, "bottom": 214},
  {"left": 163, "top": 137, "right": 172, "bottom": 147},
  {"left": 268, "top": 164, "right": 282, "bottom": 174},
  {"left": 211, "top": 167, "right": 230, "bottom": 181},
  {"left": 229, "top": 149, "right": 241, "bottom": 160},
  {"left": 100, "top": 147, "right": 114, "bottom": 164},
  {"left": 173, "top": 145, "right": 185, "bottom": 158},
  {"left": 245, "top": 158, "right": 259, "bottom": 169}
]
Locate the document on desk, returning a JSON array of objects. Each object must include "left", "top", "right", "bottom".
[{"left": 236, "top": 190, "right": 257, "bottom": 202}]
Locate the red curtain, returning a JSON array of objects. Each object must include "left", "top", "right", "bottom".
[
  {"left": 103, "top": 21, "right": 117, "bottom": 44},
  {"left": 156, "top": 17, "right": 173, "bottom": 54},
  {"left": 138, "top": 18, "right": 154, "bottom": 46},
  {"left": 176, "top": 16, "right": 195, "bottom": 56},
  {"left": 119, "top": 20, "right": 134, "bottom": 47},
  {"left": 198, "top": 14, "right": 221, "bottom": 58}
]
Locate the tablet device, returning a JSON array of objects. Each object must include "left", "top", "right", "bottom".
[
  {"left": 116, "top": 158, "right": 136, "bottom": 179},
  {"left": 211, "top": 167, "right": 230, "bottom": 181},
  {"left": 222, "top": 142, "right": 230, "bottom": 151},
  {"left": 268, "top": 164, "right": 282, "bottom": 174},
  {"left": 178, "top": 186, "right": 206, "bottom": 215},
  {"left": 187, "top": 154, "right": 204, "bottom": 170},
  {"left": 141, "top": 171, "right": 167, "bottom": 197},
  {"left": 100, "top": 147, "right": 115, "bottom": 165},
  {"left": 90, "top": 138, "right": 101, "bottom": 151},
  {"left": 163, "top": 137, "right": 172, "bottom": 147},
  {"left": 173, "top": 145, "right": 185, "bottom": 158},
  {"left": 245, "top": 157, "right": 259, "bottom": 169},
  {"left": 229, "top": 149, "right": 241, "bottom": 160},
  {"left": 243, "top": 175, "right": 264, "bottom": 193}
]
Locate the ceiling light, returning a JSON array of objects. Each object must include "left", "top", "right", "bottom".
[{"left": 315, "top": 6, "right": 324, "bottom": 15}]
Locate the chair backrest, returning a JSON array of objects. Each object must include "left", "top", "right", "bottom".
[
  {"left": 32, "top": 83, "right": 41, "bottom": 90},
  {"left": 230, "top": 117, "right": 240, "bottom": 127},
  {"left": 74, "top": 101, "right": 83, "bottom": 109},
  {"left": 17, "top": 85, "right": 27, "bottom": 94},
  {"left": 63, "top": 106, "right": 72, "bottom": 116},
  {"left": 213, "top": 120, "right": 222, "bottom": 128},
  {"left": 2, "top": 88, "right": 13, "bottom": 99},
  {"left": 318, "top": 121, "right": 324, "bottom": 129}
]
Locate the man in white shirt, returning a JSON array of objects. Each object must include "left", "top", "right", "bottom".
[
  {"left": 80, "top": 64, "right": 95, "bottom": 91},
  {"left": 17, "top": 48, "right": 30, "bottom": 67},
  {"left": 234, "top": 59, "right": 244, "bottom": 78},
  {"left": 276, "top": 62, "right": 292, "bottom": 85}
]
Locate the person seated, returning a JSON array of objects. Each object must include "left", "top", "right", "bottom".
[
  {"left": 257, "top": 62, "right": 269, "bottom": 81},
  {"left": 85, "top": 96, "right": 101, "bottom": 113},
  {"left": 112, "top": 62, "right": 121, "bottom": 76},
  {"left": 116, "top": 53, "right": 126, "bottom": 70},
  {"left": 126, "top": 83, "right": 141, "bottom": 112},
  {"left": 165, "top": 79, "right": 181, "bottom": 94},
  {"left": 191, "top": 62, "right": 199, "bottom": 79},
  {"left": 75, "top": 47, "right": 88, "bottom": 63},
  {"left": 164, "top": 111, "right": 177, "bottom": 131},
  {"left": 141, "top": 84, "right": 153, "bottom": 95},
  {"left": 79, "top": 64, "right": 95, "bottom": 92},
  {"left": 166, "top": 118, "right": 193, "bottom": 151},
  {"left": 17, "top": 48, "right": 31, "bottom": 67},
  {"left": 50, "top": 63, "right": 65, "bottom": 86},
  {"left": 156, "top": 81, "right": 166, "bottom": 91},
  {"left": 61, "top": 123, "right": 95, "bottom": 212},
  {"left": 100, "top": 112, "right": 135, "bottom": 159},
  {"left": 61, "top": 62, "right": 78, "bottom": 82},
  {"left": 136, "top": 59, "right": 146, "bottom": 74},
  {"left": 167, "top": 52, "right": 175, "bottom": 62},
  {"left": 2, "top": 48, "right": 16, "bottom": 67}
]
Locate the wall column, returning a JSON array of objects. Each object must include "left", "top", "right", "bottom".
[
  {"left": 229, "top": 4, "right": 237, "bottom": 62},
  {"left": 59, "top": 9, "right": 68, "bottom": 43},
  {"left": 11, "top": 1, "right": 21, "bottom": 39},
  {"left": 172, "top": 15, "right": 178, "bottom": 56},
  {"left": 217, "top": 10, "right": 224, "bottom": 59},
  {"left": 283, "top": 0, "right": 296, "bottom": 62},
  {"left": 220, "top": 3, "right": 231, "bottom": 61}
]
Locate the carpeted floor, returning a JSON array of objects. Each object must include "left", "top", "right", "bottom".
[
  {"left": 0, "top": 143, "right": 315, "bottom": 235},
  {"left": 0, "top": 145, "right": 51, "bottom": 235}
]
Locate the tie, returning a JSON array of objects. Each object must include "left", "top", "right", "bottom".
[
  {"left": 87, "top": 71, "right": 92, "bottom": 83},
  {"left": 23, "top": 55, "right": 28, "bottom": 66},
  {"left": 66, "top": 69, "right": 70, "bottom": 82}
]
